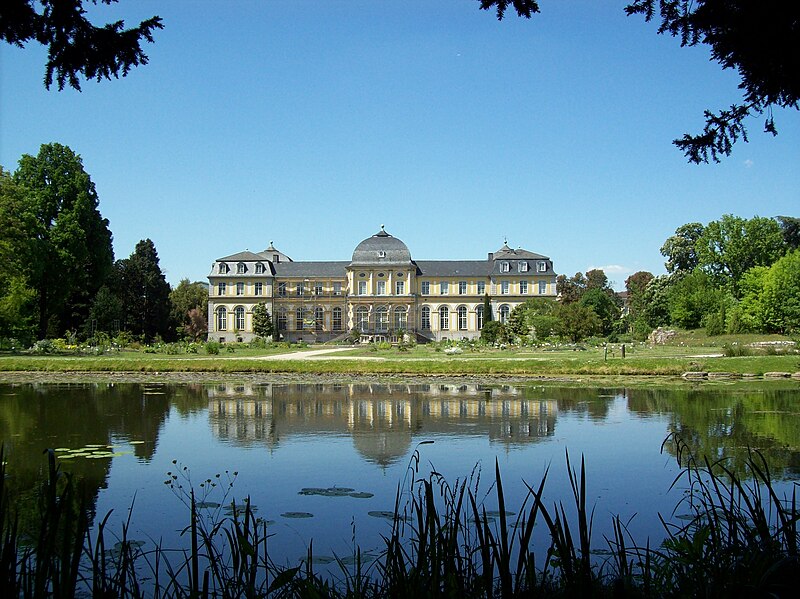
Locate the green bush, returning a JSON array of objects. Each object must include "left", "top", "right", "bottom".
[
  {"left": 378, "top": 341, "right": 392, "bottom": 350},
  {"left": 205, "top": 341, "right": 220, "bottom": 355}
]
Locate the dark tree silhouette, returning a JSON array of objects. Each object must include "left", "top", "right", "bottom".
[{"left": 0, "top": 0, "right": 162, "bottom": 90}]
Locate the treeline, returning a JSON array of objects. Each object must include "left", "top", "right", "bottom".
[
  {"left": 627, "top": 214, "right": 799, "bottom": 338},
  {"left": 486, "top": 214, "right": 799, "bottom": 344},
  {"left": 0, "top": 143, "right": 208, "bottom": 346}
]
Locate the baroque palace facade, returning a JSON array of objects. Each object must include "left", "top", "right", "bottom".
[{"left": 207, "top": 227, "right": 557, "bottom": 343}]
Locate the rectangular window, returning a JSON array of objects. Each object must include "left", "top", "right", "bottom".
[
  {"left": 333, "top": 282, "right": 342, "bottom": 296},
  {"left": 501, "top": 262, "right": 510, "bottom": 272},
  {"left": 519, "top": 262, "right": 529, "bottom": 272},
  {"left": 376, "top": 280, "right": 386, "bottom": 295},
  {"left": 520, "top": 280, "right": 528, "bottom": 294},
  {"left": 458, "top": 281, "right": 467, "bottom": 295},
  {"left": 218, "top": 282, "right": 226, "bottom": 296},
  {"left": 236, "top": 282, "right": 244, "bottom": 296},
  {"left": 539, "top": 281, "right": 547, "bottom": 294},
  {"left": 538, "top": 261, "right": 547, "bottom": 272},
  {"left": 278, "top": 282, "right": 286, "bottom": 296},
  {"left": 255, "top": 282, "right": 263, "bottom": 296},
  {"left": 296, "top": 283, "right": 304, "bottom": 296},
  {"left": 314, "top": 282, "right": 323, "bottom": 295},
  {"left": 332, "top": 308, "right": 342, "bottom": 331},
  {"left": 358, "top": 281, "right": 367, "bottom": 295},
  {"left": 395, "top": 280, "right": 405, "bottom": 295},
  {"left": 237, "top": 263, "right": 246, "bottom": 274},
  {"left": 440, "top": 281, "right": 449, "bottom": 295},
  {"left": 421, "top": 309, "right": 431, "bottom": 330},
  {"left": 501, "top": 281, "right": 509, "bottom": 294},
  {"left": 477, "top": 281, "right": 485, "bottom": 295},
  {"left": 255, "top": 263, "right": 264, "bottom": 274},
  {"left": 421, "top": 281, "right": 430, "bottom": 295}
]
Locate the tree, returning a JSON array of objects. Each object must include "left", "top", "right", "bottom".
[
  {"left": 1, "top": 0, "right": 163, "bottom": 91},
  {"left": 507, "top": 298, "right": 558, "bottom": 341},
  {"left": 661, "top": 223, "right": 705, "bottom": 275},
  {"left": 585, "top": 269, "right": 610, "bottom": 292},
  {"left": 556, "top": 272, "right": 586, "bottom": 303},
  {"left": 169, "top": 279, "right": 208, "bottom": 336},
  {"left": 760, "top": 250, "right": 800, "bottom": 334},
  {"left": 184, "top": 307, "right": 207, "bottom": 342},
  {"left": 776, "top": 216, "right": 800, "bottom": 251},
  {"left": 115, "top": 239, "right": 171, "bottom": 342},
  {"left": 579, "top": 288, "right": 620, "bottom": 336},
  {"left": 696, "top": 214, "right": 785, "bottom": 294},
  {"left": 11, "top": 143, "right": 114, "bottom": 338},
  {"left": 251, "top": 302, "right": 274, "bottom": 339},
  {"left": 641, "top": 275, "right": 673, "bottom": 329},
  {"left": 482, "top": 293, "right": 493, "bottom": 323},
  {"left": 506, "top": 304, "right": 531, "bottom": 340},
  {"left": 86, "top": 285, "right": 122, "bottom": 335},
  {"left": 667, "top": 270, "right": 726, "bottom": 329},
  {"left": 554, "top": 302, "right": 600, "bottom": 343},
  {"left": 480, "top": 0, "right": 799, "bottom": 162},
  {"left": 480, "top": 320, "right": 508, "bottom": 344}
]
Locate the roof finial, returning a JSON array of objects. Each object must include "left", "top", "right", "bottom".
[
  {"left": 504, "top": 236, "right": 508, "bottom": 245},
  {"left": 270, "top": 240, "right": 273, "bottom": 246},
  {"left": 381, "top": 224, "right": 385, "bottom": 231}
]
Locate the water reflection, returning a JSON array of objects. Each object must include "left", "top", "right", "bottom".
[{"left": 208, "top": 383, "right": 559, "bottom": 465}]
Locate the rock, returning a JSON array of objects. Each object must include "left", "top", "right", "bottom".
[
  {"left": 648, "top": 327, "right": 677, "bottom": 345},
  {"left": 764, "top": 372, "right": 791, "bottom": 378},
  {"left": 682, "top": 372, "right": 708, "bottom": 379},
  {"left": 708, "top": 372, "right": 739, "bottom": 379}
]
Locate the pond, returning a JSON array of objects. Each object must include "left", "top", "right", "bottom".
[{"left": 1, "top": 380, "right": 799, "bottom": 566}]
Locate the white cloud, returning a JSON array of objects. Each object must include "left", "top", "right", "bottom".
[
  {"left": 587, "top": 264, "right": 630, "bottom": 275},
  {"left": 744, "top": 159, "right": 754, "bottom": 168}
]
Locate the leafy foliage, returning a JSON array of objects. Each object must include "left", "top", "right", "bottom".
[
  {"left": 1, "top": 0, "right": 163, "bottom": 91},
  {"left": 554, "top": 302, "right": 600, "bottom": 343},
  {"left": 625, "top": 1, "right": 800, "bottom": 162},
  {"left": 10, "top": 143, "right": 114, "bottom": 339},
  {"left": 251, "top": 302, "right": 273, "bottom": 339}
]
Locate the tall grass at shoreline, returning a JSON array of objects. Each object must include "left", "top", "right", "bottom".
[{"left": 1, "top": 439, "right": 798, "bottom": 597}]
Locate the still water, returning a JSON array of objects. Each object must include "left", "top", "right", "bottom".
[{"left": 1, "top": 380, "right": 799, "bottom": 565}]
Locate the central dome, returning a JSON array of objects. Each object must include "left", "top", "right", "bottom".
[{"left": 350, "top": 226, "right": 412, "bottom": 266}]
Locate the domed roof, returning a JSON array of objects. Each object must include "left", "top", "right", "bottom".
[{"left": 350, "top": 226, "right": 412, "bottom": 266}]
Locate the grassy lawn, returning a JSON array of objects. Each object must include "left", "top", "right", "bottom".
[{"left": 0, "top": 334, "right": 797, "bottom": 376}]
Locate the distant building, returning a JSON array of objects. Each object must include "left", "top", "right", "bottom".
[{"left": 207, "top": 227, "right": 558, "bottom": 343}]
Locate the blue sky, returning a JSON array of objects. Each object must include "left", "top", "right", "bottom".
[{"left": 2, "top": 1, "right": 798, "bottom": 290}]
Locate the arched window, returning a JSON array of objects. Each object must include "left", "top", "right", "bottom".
[
  {"left": 421, "top": 306, "right": 431, "bottom": 330},
  {"left": 216, "top": 307, "right": 227, "bottom": 331},
  {"left": 277, "top": 308, "right": 287, "bottom": 331},
  {"left": 314, "top": 307, "right": 324, "bottom": 331},
  {"left": 499, "top": 304, "right": 510, "bottom": 324},
  {"left": 332, "top": 307, "right": 342, "bottom": 331},
  {"left": 376, "top": 306, "right": 388, "bottom": 332},
  {"left": 296, "top": 307, "right": 305, "bottom": 331},
  {"left": 476, "top": 305, "right": 484, "bottom": 330},
  {"left": 356, "top": 306, "right": 369, "bottom": 332},
  {"left": 439, "top": 306, "right": 449, "bottom": 330},
  {"left": 234, "top": 306, "right": 245, "bottom": 331},
  {"left": 394, "top": 307, "right": 407, "bottom": 331},
  {"left": 457, "top": 306, "right": 468, "bottom": 330}
]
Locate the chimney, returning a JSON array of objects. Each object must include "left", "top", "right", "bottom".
[{"left": 487, "top": 252, "right": 494, "bottom": 261}]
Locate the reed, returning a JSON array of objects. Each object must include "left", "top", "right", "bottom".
[{"left": 1, "top": 439, "right": 798, "bottom": 597}]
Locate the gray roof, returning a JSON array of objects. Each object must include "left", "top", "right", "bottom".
[
  {"left": 217, "top": 251, "right": 269, "bottom": 262},
  {"left": 350, "top": 227, "right": 412, "bottom": 266},
  {"left": 273, "top": 261, "right": 349, "bottom": 278},
  {"left": 414, "top": 260, "right": 490, "bottom": 277},
  {"left": 492, "top": 243, "right": 549, "bottom": 261}
]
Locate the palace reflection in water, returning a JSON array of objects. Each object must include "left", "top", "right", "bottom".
[{"left": 207, "top": 383, "right": 558, "bottom": 465}]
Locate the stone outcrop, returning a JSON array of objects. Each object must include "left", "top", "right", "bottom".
[{"left": 648, "top": 327, "right": 677, "bottom": 345}]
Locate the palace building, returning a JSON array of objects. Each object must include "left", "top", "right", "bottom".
[{"left": 207, "top": 227, "right": 558, "bottom": 343}]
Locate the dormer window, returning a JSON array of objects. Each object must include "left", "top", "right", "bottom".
[
  {"left": 501, "top": 262, "right": 510, "bottom": 273},
  {"left": 218, "top": 263, "right": 229, "bottom": 274},
  {"left": 255, "top": 263, "right": 264, "bottom": 274},
  {"left": 377, "top": 250, "right": 386, "bottom": 258},
  {"left": 519, "top": 261, "right": 529, "bottom": 272},
  {"left": 538, "top": 261, "right": 547, "bottom": 272},
  {"left": 237, "top": 263, "right": 246, "bottom": 274}
]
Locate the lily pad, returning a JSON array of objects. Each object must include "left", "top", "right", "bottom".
[
  {"left": 348, "top": 492, "right": 374, "bottom": 499},
  {"left": 281, "top": 511, "right": 314, "bottom": 519},
  {"left": 484, "top": 510, "right": 516, "bottom": 518},
  {"left": 306, "top": 555, "right": 334, "bottom": 564},
  {"left": 368, "top": 510, "right": 398, "bottom": 521},
  {"left": 195, "top": 501, "right": 221, "bottom": 509},
  {"left": 338, "top": 553, "right": 378, "bottom": 565}
]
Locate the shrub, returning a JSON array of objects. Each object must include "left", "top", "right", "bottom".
[
  {"left": 205, "top": 341, "right": 220, "bottom": 355},
  {"left": 378, "top": 341, "right": 392, "bottom": 350},
  {"left": 30, "top": 339, "right": 56, "bottom": 354}
]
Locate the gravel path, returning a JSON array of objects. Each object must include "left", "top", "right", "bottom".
[{"left": 253, "top": 347, "right": 385, "bottom": 361}]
